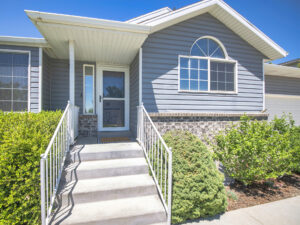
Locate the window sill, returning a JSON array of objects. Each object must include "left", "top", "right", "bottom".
[{"left": 178, "top": 90, "right": 238, "bottom": 95}]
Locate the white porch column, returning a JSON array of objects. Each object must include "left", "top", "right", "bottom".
[
  {"left": 69, "top": 40, "right": 75, "bottom": 105},
  {"left": 69, "top": 40, "right": 75, "bottom": 143}
]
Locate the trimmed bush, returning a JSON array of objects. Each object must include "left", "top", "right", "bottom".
[
  {"left": 163, "top": 130, "right": 227, "bottom": 224},
  {"left": 213, "top": 115, "right": 297, "bottom": 185},
  {"left": 0, "top": 111, "right": 62, "bottom": 225}
]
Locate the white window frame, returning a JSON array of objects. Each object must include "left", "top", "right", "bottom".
[
  {"left": 0, "top": 49, "right": 31, "bottom": 112},
  {"left": 178, "top": 55, "right": 238, "bottom": 94},
  {"left": 83, "top": 64, "right": 95, "bottom": 115}
]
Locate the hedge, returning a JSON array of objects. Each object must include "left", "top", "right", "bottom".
[
  {"left": 213, "top": 115, "right": 299, "bottom": 185},
  {"left": 163, "top": 130, "right": 227, "bottom": 224},
  {"left": 0, "top": 111, "right": 62, "bottom": 224}
]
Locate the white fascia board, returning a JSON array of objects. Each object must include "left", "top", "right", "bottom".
[
  {"left": 145, "top": 0, "right": 287, "bottom": 60},
  {"left": 25, "top": 10, "right": 151, "bottom": 34},
  {"left": 0, "top": 36, "right": 49, "bottom": 47},
  {"left": 264, "top": 63, "right": 300, "bottom": 78},
  {"left": 126, "top": 7, "right": 173, "bottom": 24}
]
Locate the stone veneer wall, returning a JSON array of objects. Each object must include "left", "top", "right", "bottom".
[
  {"left": 149, "top": 113, "right": 268, "bottom": 142},
  {"left": 79, "top": 115, "right": 97, "bottom": 136}
]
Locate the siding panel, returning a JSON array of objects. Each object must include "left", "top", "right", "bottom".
[
  {"left": 142, "top": 13, "right": 265, "bottom": 113},
  {"left": 265, "top": 75, "right": 300, "bottom": 95}
]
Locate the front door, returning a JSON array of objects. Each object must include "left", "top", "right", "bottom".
[{"left": 97, "top": 66, "right": 129, "bottom": 131}]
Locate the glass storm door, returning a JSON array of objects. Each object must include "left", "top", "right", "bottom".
[{"left": 98, "top": 68, "right": 129, "bottom": 131}]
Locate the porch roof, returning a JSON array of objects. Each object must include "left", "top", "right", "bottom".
[
  {"left": 25, "top": 10, "right": 150, "bottom": 65},
  {"left": 264, "top": 63, "right": 300, "bottom": 78}
]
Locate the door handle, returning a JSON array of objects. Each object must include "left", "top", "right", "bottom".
[{"left": 99, "top": 95, "right": 102, "bottom": 102}]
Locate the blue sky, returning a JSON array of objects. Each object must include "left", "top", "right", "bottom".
[{"left": 1, "top": 0, "right": 299, "bottom": 64}]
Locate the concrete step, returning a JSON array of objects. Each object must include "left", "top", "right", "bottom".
[
  {"left": 57, "top": 195, "right": 167, "bottom": 225},
  {"left": 60, "top": 174, "right": 157, "bottom": 205},
  {"left": 64, "top": 157, "right": 148, "bottom": 180},
  {"left": 68, "top": 142, "right": 144, "bottom": 162}
]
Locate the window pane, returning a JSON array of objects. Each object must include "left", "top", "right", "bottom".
[
  {"left": 200, "top": 59, "right": 208, "bottom": 70},
  {"left": 218, "top": 82, "right": 225, "bottom": 91},
  {"left": 180, "top": 57, "right": 189, "bottom": 68},
  {"left": 13, "top": 101, "right": 27, "bottom": 111},
  {"left": 211, "top": 82, "right": 218, "bottom": 91},
  {"left": 180, "top": 69, "right": 189, "bottom": 79},
  {"left": 199, "top": 81, "right": 208, "bottom": 91},
  {"left": 85, "top": 66, "right": 93, "bottom": 76},
  {"left": 211, "top": 62, "right": 217, "bottom": 71},
  {"left": 190, "top": 45, "right": 205, "bottom": 57},
  {"left": 13, "top": 77, "right": 27, "bottom": 89},
  {"left": 13, "top": 89, "right": 27, "bottom": 101},
  {"left": 198, "top": 39, "right": 208, "bottom": 56},
  {"left": 226, "top": 82, "right": 234, "bottom": 91},
  {"left": 190, "top": 59, "right": 198, "bottom": 69},
  {"left": 218, "top": 63, "right": 225, "bottom": 72},
  {"left": 0, "top": 53, "right": 13, "bottom": 65},
  {"left": 218, "top": 71, "right": 225, "bottom": 82},
  {"left": 180, "top": 80, "right": 189, "bottom": 90},
  {"left": 13, "top": 65, "right": 28, "bottom": 77},
  {"left": 226, "top": 63, "right": 234, "bottom": 73},
  {"left": 211, "top": 71, "right": 217, "bottom": 82},
  {"left": 208, "top": 39, "right": 219, "bottom": 56},
  {"left": 226, "top": 73, "right": 234, "bottom": 83},
  {"left": 0, "top": 76, "right": 12, "bottom": 88},
  {"left": 0, "top": 101, "right": 11, "bottom": 111},
  {"left": 0, "top": 65, "right": 12, "bottom": 76},
  {"left": 211, "top": 47, "right": 225, "bottom": 58},
  {"left": 190, "top": 69, "right": 198, "bottom": 79},
  {"left": 84, "top": 74, "right": 94, "bottom": 114},
  {"left": 0, "top": 89, "right": 11, "bottom": 100},
  {"left": 13, "top": 54, "right": 28, "bottom": 65},
  {"left": 190, "top": 80, "right": 198, "bottom": 91},
  {"left": 200, "top": 70, "right": 208, "bottom": 80},
  {"left": 103, "top": 71, "right": 124, "bottom": 98}
]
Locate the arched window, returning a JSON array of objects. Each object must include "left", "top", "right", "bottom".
[{"left": 179, "top": 36, "right": 237, "bottom": 93}]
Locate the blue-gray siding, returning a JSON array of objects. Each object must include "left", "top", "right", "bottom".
[
  {"left": 42, "top": 54, "right": 96, "bottom": 113},
  {"left": 265, "top": 75, "right": 300, "bottom": 95},
  {"left": 42, "top": 51, "right": 51, "bottom": 110},
  {"left": 129, "top": 52, "right": 139, "bottom": 137},
  {"left": 0, "top": 45, "right": 40, "bottom": 112},
  {"left": 142, "top": 13, "right": 265, "bottom": 113}
]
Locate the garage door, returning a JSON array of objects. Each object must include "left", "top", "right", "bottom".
[{"left": 266, "top": 94, "right": 300, "bottom": 125}]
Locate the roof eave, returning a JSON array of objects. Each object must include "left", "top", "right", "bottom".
[{"left": 0, "top": 36, "right": 49, "bottom": 48}]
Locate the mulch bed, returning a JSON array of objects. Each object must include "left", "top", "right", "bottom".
[{"left": 226, "top": 173, "right": 300, "bottom": 211}]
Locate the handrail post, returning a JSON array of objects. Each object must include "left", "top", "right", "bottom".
[
  {"left": 40, "top": 157, "right": 46, "bottom": 225},
  {"left": 167, "top": 148, "right": 172, "bottom": 225}
]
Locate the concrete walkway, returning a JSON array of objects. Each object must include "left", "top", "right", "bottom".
[{"left": 182, "top": 196, "right": 300, "bottom": 225}]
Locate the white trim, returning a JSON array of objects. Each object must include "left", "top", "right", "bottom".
[
  {"left": 0, "top": 36, "right": 49, "bottom": 48},
  {"left": 265, "top": 94, "right": 300, "bottom": 99},
  {"left": 83, "top": 64, "right": 95, "bottom": 115},
  {"left": 25, "top": 10, "right": 150, "bottom": 34},
  {"left": 126, "top": 7, "right": 172, "bottom": 24},
  {"left": 178, "top": 55, "right": 238, "bottom": 94},
  {"left": 264, "top": 63, "right": 300, "bottom": 78},
  {"left": 96, "top": 65, "right": 130, "bottom": 131},
  {"left": 38, "top": 47, "right": 43, "bottom": 112},
  {"left": 262, "top": 59, "right": 265, "bottom": 111},
  {"left": 139, "top": 48, "right": 143, "bottom": 105},
  {"left": 69, "top": 40, "right": 75, "bottom": 105},
  {"left": 0, "top": 49, "right": 31, "bottom": 111},
  {"left": 190, "top": 36, "right": 229, "bottom": 59}
]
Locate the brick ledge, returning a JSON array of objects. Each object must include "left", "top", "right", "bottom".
[{"left": 148, "top": 112, "right": 268, "bottom": 118}]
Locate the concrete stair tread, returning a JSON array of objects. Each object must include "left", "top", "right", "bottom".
[
  {"left": 59, "top": 195, "right": 166, "bottom": 225},
  {"left": 73, "top": 158, "right": 147, "bottom": 171},
  {"left": 63, "top": 174, "right": 155, "bottom": 195}
]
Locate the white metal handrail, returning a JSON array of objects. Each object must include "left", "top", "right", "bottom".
[
  {"left": 137, "top": 104, "right": 172, "bottom": 225},
  {"left": 40, "top": 101, "right": 76, "bottom": 225}
]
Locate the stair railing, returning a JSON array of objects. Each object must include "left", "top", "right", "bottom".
[
  {"left": 137, "top": 103, "right": 172, "bottom": 225},
  {"left": 40, "top": 101, "right": 77, "bottom": 225}
]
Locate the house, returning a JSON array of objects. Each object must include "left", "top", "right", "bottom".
[
  {"left": 0, "top": 0, "right": 296, "bottom": 139},
  {"left": 280, "top": 58, "right": 300, "bottom": 68}
]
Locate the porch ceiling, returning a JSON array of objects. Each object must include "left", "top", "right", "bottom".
[{"left": 25, "top": 10, "right": 149, "bottom": 65}]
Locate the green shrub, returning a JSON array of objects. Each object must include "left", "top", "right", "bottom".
[
  {"left": 213, "top": 115, "right": 296, "bottom": 185},
  {"left": 0, "top": 111, "right": 62, "bottom": 225},
  {"left": 163, "top": 130, "right": 227, "bottom": 224}
]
